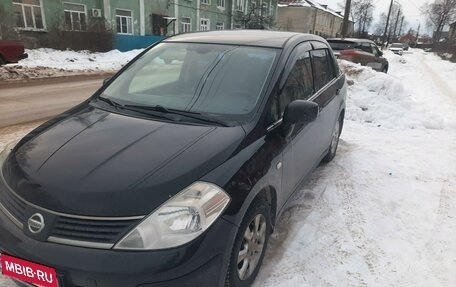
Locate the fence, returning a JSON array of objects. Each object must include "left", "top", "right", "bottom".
[{"left": 114, "top": 35, "right": 165, "bottom": 52}]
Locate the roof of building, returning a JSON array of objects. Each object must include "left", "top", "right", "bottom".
[
  {"left": 278, "top": 0, "right": 354, "bottom": 21},
  {"left": 164, "top": 30, "right": 323, "bottom": 48}
]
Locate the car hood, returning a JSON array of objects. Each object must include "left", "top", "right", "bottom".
[{"left": 2, "top": 106, "right": 245, "bottom": 216}]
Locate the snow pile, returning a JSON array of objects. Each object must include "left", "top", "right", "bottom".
[
  {"left": 339, "top": 57, "right": 455, "bottom": 130},
  {"left": 21, "top": 48, "right": 143, "bottom": 71},
  {"left": 0, "top": 48, "right": 143, "bottom": 82}
]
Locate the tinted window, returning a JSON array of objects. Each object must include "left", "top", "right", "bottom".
[
  {"left": 360, "top": 43, "right": 373, "bottom": 54},
  {"left": 327, "top": 40, "right": 357, "bottom": 50},
  {"left": 311, "top": 49, "right": 334, "bottom": 91},
  {"left": 370, "top": 44, "right": 380, "bottom": 56},
  {"left": 278, "top": 51, "right": 314, "bottom": 116}
]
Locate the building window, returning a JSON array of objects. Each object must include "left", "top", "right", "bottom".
[
  {"left": 181, "top": 17, "right": 191, "bottom": 33},
  {"left": 235, "top": 0, "right": 245, "bottom": 11},
  {"left": 64, "top": 3, "right": 86, "bottom": 31},
  {"left": 216, "top": 22, "right": 224, "bottom": 30},
  {"left": 12, "top": 0, "right": 45, "bottom": 29},
  {"left": 200, "top": 18, "right": 210, "bottom": 31},
  {"left": 217, "top": 0, "right": 225, "bottom": 8},
  {"left": 116, "top": 9, "right": 133, "bottom": 34},
  {"left": 201, "top": 0, "right": 210, "bottom": 4}
]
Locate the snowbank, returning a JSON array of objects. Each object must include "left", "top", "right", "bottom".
[
  {"left": 21, "top": 48, "right": 143, "bottom": 71},
  {"left": 0, "top": 48, "right": 143, "bottom": 82},
  {"left": 339, "top": 52, "right": 456, "bottom": 130}
]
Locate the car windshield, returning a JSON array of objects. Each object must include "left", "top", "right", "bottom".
[
  {"left": 327, "top": 40, "right": 358, "bottom": 50},
  {"left": 100, "top": 42, "right": 279, "bottom": 123},
  {"left": 391, "top": 43, "right": 403, "bottom": 48}
]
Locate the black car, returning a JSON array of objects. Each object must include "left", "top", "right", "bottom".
[{"left": 0, "top": 31, "right": 346, "bottom": 287}]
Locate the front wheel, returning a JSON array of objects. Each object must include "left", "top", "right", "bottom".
[
  {"left": 225, "top": 199, "right": 271, "bottom": 287},
  {"left": 381, "top": 66, "right": 388, "bottom": 73}
]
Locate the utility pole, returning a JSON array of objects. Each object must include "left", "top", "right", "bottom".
[
  {"left": 392, "top": 8, "right": 401, "bottom": 42},
  {"left": 416, "top": 23, "right": 420, "bottom": 46},
  {"left": 381, "top": 0, "right": 394, "bottom": 49},
  {"left": 341, "top": 0, "right": 352, "bottom": 38},
  {"left": 397, "top": 16, "right": 404, "bottom": 39}
]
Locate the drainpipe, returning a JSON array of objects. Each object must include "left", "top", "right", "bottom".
[
  {"left": 197, "top": 0, "right": 200, "bottom": 31},
  {"left": 231, "top": 0, "right": 235, "bottom": 29},
  {"left": 103, "top": 0, "right": 111, "bottom": 28},
  {"left": 139, "top": 0, "right": 145, "bottom": 36},
  {"left": 175, "top": 0, "right": 179, "bottom": 34}
]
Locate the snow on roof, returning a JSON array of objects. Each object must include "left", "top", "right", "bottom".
[
  {"left": 278, "top": 0, "right": 312, "bottom": 7},
  {"left": 278, "top": 0, "right": 353, "bottom": 21}
]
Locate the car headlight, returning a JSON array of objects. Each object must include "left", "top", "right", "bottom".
[
  {"left": 0, "top": 140, "right": 19, "bottom": 165},
  {"left": 114, "top": 181, "right": 230, "bottom": 250}
]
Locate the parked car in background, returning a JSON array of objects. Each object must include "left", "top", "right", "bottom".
[
  {"left": 0, "top": 40, "right": 28, "bottom": 66},
  {"left": 0, "top": 31, "right": 346, "bottom": 287},
  {"left": 327, "top": 38, "right": 389, "bottom": 73},
  {"left": 389, "top": 43, "right": 404, "bottom": 55}
]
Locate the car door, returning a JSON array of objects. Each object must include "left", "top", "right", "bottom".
[
  {"left": 267, "top": 41, "right": 319, "bottom": 208},
  {"left": 308, "top": 41, "right": 341, "bottom": 159},
  {"left": 369, "top": 43, "right": 385, "bottom": 71},
  {"left": 362, "top": 43, "right": 382, "bottom": 71}
]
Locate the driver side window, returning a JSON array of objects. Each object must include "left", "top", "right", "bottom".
[
  {"left": 268, "top": 44, "right": 314, "bottom": 125},
  {"left": 370, "top": 44, "right": 380, "bottom": 57}
]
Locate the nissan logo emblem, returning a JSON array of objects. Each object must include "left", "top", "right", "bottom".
[{"left": 28, "top": 213, "right": 45, "bottom": 234}]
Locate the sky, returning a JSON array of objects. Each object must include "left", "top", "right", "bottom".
[{"left": 321, "top": 0, "right": 431, "bottom": 34}]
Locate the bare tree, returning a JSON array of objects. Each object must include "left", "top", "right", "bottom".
[
  {"left": 339, "top": 0, "right": 375, "bottom": 37},
  {"left": 374, "top": 3, "right": 404, "bottom": 42},
  {"left": 422, "top": 0, "right": 456, "bottom": 42},
  {"left": 234, "top": 2, "right": 275, "bottom": 29},
  {"left": 354, "top": 0, "right": 375, "bottom": 37}
]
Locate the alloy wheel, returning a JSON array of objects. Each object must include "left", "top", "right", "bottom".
[{"left": 237, "top": 214, "right": 267, "bottom": 280}]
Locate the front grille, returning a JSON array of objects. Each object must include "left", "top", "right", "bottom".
[
  {"left": 0, "top": 181, "right": 26, "bottom": 226},
  {"left": 50, "top": 216, "right": 141, "bottom": 244},
  {"left": 0, "top": 175, "right": 143, "bottom": 248}
]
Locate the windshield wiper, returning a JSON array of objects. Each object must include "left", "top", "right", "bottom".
[
  {"left": 95, "top": 97, "right": 176, "bottom": 121},
  {"left": 96, "top": 96, "right": 124, "bottom": 108},
  {"left": 124, "top": 104, "right": 230, "bottom": 127}
]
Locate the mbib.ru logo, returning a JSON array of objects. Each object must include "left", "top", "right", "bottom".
[{"left": 1, "top": 253, "right": 58, "bottom": 287}]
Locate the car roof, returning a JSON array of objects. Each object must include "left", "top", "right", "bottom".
[
  {"left": 327, "top": 38, "right": 375, "bottom": 44},
  {"left": 164, "top": 30, "right": 324, "bottom": 48}
]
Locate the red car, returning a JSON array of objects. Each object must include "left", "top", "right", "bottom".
[{"left": 0, "top": 40, "right": 28, "bottom": 65}]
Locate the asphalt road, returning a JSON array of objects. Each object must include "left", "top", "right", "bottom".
[{"left": 0, "top": 76, "right": 107, "bottom": 128}]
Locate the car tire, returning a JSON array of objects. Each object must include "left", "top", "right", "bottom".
[
  {"left": 382, "top": 66, "right": 388, "bottom": 73},
  {"left": 0, "top": 56, "right": 5, "bottom": 66},
  {"left": 225, "top": 198, "right": 271, "bottom": 287},
  {"left": 322, "top": 116, "right": 342, "bottom": 163}
]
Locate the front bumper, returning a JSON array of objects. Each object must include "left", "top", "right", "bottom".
[{"left": 0, "top": 208, "right": 238, "bottom": 287}]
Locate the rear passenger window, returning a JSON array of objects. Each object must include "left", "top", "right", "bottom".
[{"left": 310, "top": 49, "right": 335, "bottom": 91}]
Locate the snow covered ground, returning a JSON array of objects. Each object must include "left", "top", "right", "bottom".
[
  {"left": 0, "top": 48, "right": 143, "bottom": 81},
  {"left": 0, "top": 49, "right": 455, "bottom": 286}
]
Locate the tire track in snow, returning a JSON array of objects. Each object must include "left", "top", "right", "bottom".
[{"left": 419, "top": 54, "right": 456, "bottom": 105}]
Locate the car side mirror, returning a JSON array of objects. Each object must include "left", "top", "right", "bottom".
[
  {"left": 103, "top": 77, "right": 111, "bottom": 85},
  {"left": 280, "top": 100, "right": 319, "bottom": 137},
  {"left": 283, "top": 100, "right": 319, "bottom": 125}
]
